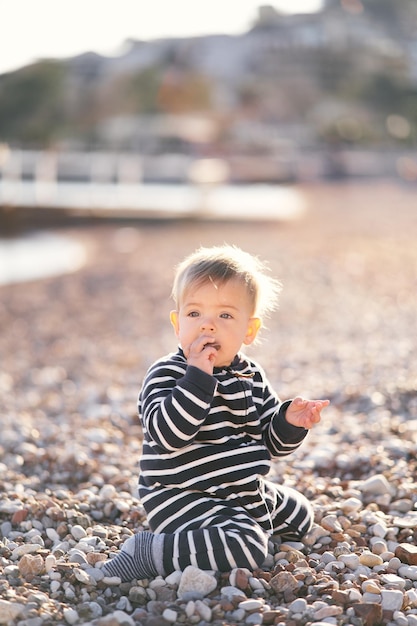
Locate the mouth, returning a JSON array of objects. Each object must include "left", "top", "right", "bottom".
[{"left": 204, "top": 342, "right": 220, "bottom": 351}]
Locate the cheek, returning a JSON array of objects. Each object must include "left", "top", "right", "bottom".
[{"left": 176, "top": 319, "right": 191, "bottom": 339}]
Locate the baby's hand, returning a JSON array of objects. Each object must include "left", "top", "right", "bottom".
[
  {"left": 184, "top": 335, "right": 218, "bottom": 375},
  {"left": 285, "top": 396, "right": 330, "bottom": 429}
]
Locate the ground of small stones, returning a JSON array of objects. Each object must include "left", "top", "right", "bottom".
[{"left": 1, "top": 181, "right": 417, "bottom": 626}]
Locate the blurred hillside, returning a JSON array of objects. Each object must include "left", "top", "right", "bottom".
[{"left": 1, "top": 0, "right": 417, "bottom": 183}]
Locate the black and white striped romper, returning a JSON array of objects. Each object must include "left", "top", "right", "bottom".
[{"left": 137, "top": 348, "right": 313, "bottom": 574}]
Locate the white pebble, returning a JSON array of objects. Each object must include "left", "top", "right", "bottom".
[
  {"left": 249, "top": 576, "right": 264, "bottom": 590},
  {"left": 88, "top": 568, "right": 104, "bottom": 582},
  {"left": 238, "top": 598, "right": 264, "bottom": 611},
  {"left": 347, "top": 588, "right": 362, "bottom": 602},
  {"left": 108, "top": 611, "right": 135, "bottom": 625},
  {"left": 116, "top": 596, "right": 132, "bottom": 612},
  {"left": 338, "top": 554, "right": 360, "bottom": 570},
  {"left": 381, "top": 589, "right": 404, "bottom": 612},
  {"left": 380, "top": 573, "right": 405, "bottom": 589},
  {"left": 407, "top": 589, "right": 417, "bottom": 607},
  {"left": 162, "top": 608, "right": 178, "bottom": 622},
  {"left": 231, "top": 608, "right": 246, "bottom": 621},
  {"left": 320, "top": 551, "right": 337, "bottom": 564},
  {"left": 362, "top": 592, "right": 381, "bottom": 603},
  {"left": 246, "top": 613, "right": 263, "bottom": 625},
  {"left": 360, "top": 474, "right": 392, "bottom": 496},
  {"left": 64, "top": 587, "right": 76, "bottom": 600},
  {"left": 99, "top": 484, "right": 117, "bottom": 500},
  {"left": 165, "top": 570, "right": 182, "bottom": 586},
  {"left": 303, "top": 525, "right": 330, "bottom": 546},
  {"left": 185, "top": 600, "right": 195, "bottom": 617},
  {"left": 1, "top": 522, "right": 12, "bottom": 537},
  {"left": 195, "top": 599, "right": 212, "bottom": 622},
  {"left": 102, "top": 575, "right": 122, "bottom": 585},
  {"left": 149, "top": 577, "right": 167, "bottom": 588},
  {"left": 324, "top": 560, "right": 345, "bottom": 573},
  {"left": 11, "top": 544, "right": 40, "bottom": 559},
  {"left": 87, "top": 602, "right": 103, "bottom": 619},
  {"left": 177, "top": 565, "right": 217, "bottom": 599},
  {"left": 369, "top": 538, "right": 387, "bottom": 554},
  {"left": 340, "top": 497, "right": 362, "bottom": 514},
  {"left": 63, "top": 608, "right": 79, "bottom": 625},
  {"left": 398, "top": 565, "right": 417, "bottom": 580},
  {"left": 220, "top": 586, "right": 245, "bottom": 600},
  {"left": 371, "top": 521, "right": 388, "bottom": 538},
  {"left": 289, "top": 598, "right": 308, "bottom": 614},
  {"left": 73, "top": 568, "right": 91, "bottom": 584},
  {"left": 392, "top": 610, "right": 408, "bottom": 626},
  {"left": 45, "top": 554, "right": 57, "bottom": 572},
  {"left": 114, "top": 499, "right": 130, "bottom": 513},
  {"left": 45, "top": 528, "right": 60, "bottom": 543},
  {"left": 70, "top": 525, "right": 87, "bottom": 540},
  {"left": 146, "top": 588, "right": 157, "bottom": 600},
  {"left": 281, "top": 540, "right": 305, "bottom": 551}
]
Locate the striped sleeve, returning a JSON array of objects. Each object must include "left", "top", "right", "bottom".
[
  {"left": 139, "top": 359, "right": 217, "bottom": 452},
  {"left": 256, "top": 372, "right": 308, "bottom": 459}
]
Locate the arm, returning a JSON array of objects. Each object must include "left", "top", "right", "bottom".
[
  {"left": 139, "top": 359, "right": 217, "bottom": 452},
  {"left": 263, "top": 400, "right": 309, "bottom": 459},
  {"left": 257, "top": 371, "right": 329, "bottom": 459}
]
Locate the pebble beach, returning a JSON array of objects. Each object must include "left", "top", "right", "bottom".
[{"left": 1, "top": 181, "right": 417, "bottom": 626}]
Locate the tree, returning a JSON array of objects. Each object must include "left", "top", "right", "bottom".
[{"left": 0, "top": 61, "right": 67, "bottom": 145}]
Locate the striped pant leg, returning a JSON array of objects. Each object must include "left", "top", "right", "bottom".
[
  {"left": 264, "top": 480, "right": 314, "bottom": 541},
  {"left": 139, "top": 485, "right": 268, "bottom": 574},
  {"left": 163, "top": 511, "right": 268, "bottom": 574}
]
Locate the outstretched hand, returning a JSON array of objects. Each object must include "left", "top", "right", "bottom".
[{"left": 285, "top": 396, "right": 330, "bottom": 430}]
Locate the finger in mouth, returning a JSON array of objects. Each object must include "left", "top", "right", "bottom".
[{"left": 204, "top": 343, "right": 220, "bottom": 351}]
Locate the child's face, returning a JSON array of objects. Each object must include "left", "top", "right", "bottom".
[{"left": 170, "top": 278, "right": 261, "bottom": 368}]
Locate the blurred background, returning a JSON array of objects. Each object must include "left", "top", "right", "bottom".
[
  {"left": 1, "top": 0, "right": 417, "bottom": 390},
  {"left": 1, "top": 0, "right": 417, "bottom": 223},
  {"left": 0, "top": 0, "right": 417, "bottom": 523}
]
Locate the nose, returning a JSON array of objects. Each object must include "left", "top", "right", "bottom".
[{"left": 200, "top": 316, "right": 215, "bottom": 332}]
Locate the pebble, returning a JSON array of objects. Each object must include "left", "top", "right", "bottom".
[
  {"left": 2, "top": 198, "right": 417, "bottom": 626},
  {"left": 381, "top": 589, "right": 404, "bottom": 612},
  {"left": 238, "top": 598, "right": 264, "bottom": 611},
  {"left": 162, "top": 607, "right": 178, "bottom": 622},
  {"left": 359, "top": 551, "right": 384, "bottom": 567},
  {"left": 396, "top": 543, "right": 417, "bottom": 565},
  {"left": 177, "top": 565, "right": 217, "bottom": 599},
  {"left": 0, "top": 601, "right": 25, "bottom": 624},
  {"left": 399, "top": 565, "right": 417, "bottom": 580},
  {"left": 195, "top": 599, "right": 212, "bottom": 621},
  {"left": 63, "top": 608, "right": 79, "bottom": 625},
  {"left": 246, "top": 612, "right": 263, "bottom": 624}
]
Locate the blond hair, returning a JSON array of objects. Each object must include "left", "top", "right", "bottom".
[{"left": 171, "top": 245, "right": 281, "bottom": 318}]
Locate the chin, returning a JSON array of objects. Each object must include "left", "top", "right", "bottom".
[{"left": 215, "top": 357, "right": 231, "bottom": 368}]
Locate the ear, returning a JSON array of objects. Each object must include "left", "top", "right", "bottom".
[
  {"left": 170, "top": 310, "right": 180, "bottom": 336},
  {"left": 243, "top": 317, "right": 261, "bottom": 346}
]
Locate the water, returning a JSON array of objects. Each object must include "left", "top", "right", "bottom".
[
  {"left": 0, "top": 182, "right": 305, "bottom": 285},
  {"left": 0, "top": 232, "right": 86, "bottom": 286},
  {"left": 0, "top": 181, "right": 305, "bottom": 220}
]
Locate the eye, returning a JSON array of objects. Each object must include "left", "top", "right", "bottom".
[
  {"left": 220, "top": 312, "right": 233, "bottom": 319},
  {"left": 187, "top": 311, "right": 200, "bottom": 318}
]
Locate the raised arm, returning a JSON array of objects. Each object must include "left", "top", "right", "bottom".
[{"left": 139, "top": 361, "right": 217, "bottom": 451}]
